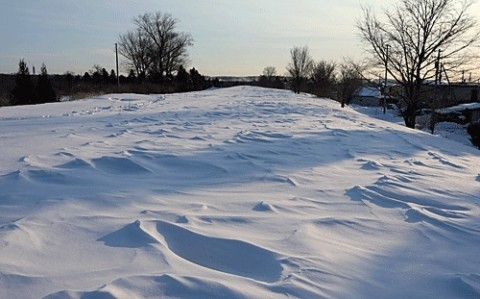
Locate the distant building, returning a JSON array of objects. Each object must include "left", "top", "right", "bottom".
[
  {"left": 434, "top": 84, "right": 480, "bottom": 107},
  {"left": 351, "top": 86, "right": 382, "bottom": 106},
  {"left": 438, "top": 102, "right": 480, "bottom": 124},
  {"left": 394, "top": 83, "right": 480, "bottom": 109}
]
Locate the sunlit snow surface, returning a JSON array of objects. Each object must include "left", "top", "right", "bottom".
[{"left": 1, "top": 86, "right": 479, "bottom": 298}]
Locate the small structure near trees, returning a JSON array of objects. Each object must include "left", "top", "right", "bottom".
[{"left": 351, "top": 86, "right": 382, "bottom": 106}]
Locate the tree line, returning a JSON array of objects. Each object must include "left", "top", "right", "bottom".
[
  {"left": 260, "top": 46, "right": 364, "bottom": 107},
  {"left": 10, "top": 59, "right": 56, "bottom": 106},
  {"left": 1, "top": 59, "right": 209, "bottom": 107},
  {"left": 1, "top": 11, "right": 208, "bottom": 107}
]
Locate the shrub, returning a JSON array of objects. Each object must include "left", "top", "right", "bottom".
[{"left": 467, "top": 121, "right": 480, "bottom": 149}]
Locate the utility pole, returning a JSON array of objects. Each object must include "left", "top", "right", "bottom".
[
  {"left": 383, "top": 44, "right": 390, "bottom": 114},
  {"left": 115, "top": 43, "right": 119, "bottom": 88},
  {"left": 431, "top": 49, "right": 442, "bottom": 134},
  {"left": 435, "top": 49, "right": 442, "bottom": 85}
]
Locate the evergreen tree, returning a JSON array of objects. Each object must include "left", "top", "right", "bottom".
[
  {"left": 127, "top": 69, "right": 137, "bottom": 84},
  {"left": 83, "top": 72, "right": 92, "bottom": 83},
  {"left": 109, "top": 69, "right": 117, "bottom": 85},
  {"left": 64, "top": 71, "right": 75, "bottom": 90},
  {"left": 189, "top": 67, "right": 205, "bottom": 91},
  {"left": 176, "top": 65, "right": 191, "bottom": 92},
  {"left": 92, "top": 70, "right": 101, "bottom": 85},
  {"left": 11, "top": 59, "right": 35, "bottom": 105},
  {"left": 35, "top": 63, "right": 57, "bottom": 103},
  {"left": 90, "top": 64, "right": 103, "bottom": 85},
  {"left": 101, "top": 68, "right": 109, "bottom": 85}
]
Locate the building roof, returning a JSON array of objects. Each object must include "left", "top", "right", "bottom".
[
  {"left": 354, "top": 86, "right": 381, "bottom": 98},
  {"left": 439, "top": 102, "right": 480, "bottom": 114}
]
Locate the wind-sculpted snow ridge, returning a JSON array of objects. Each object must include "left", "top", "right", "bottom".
[
  {"left": 1, "top": 86, "right": 480, "bottom": 299},
  {"left": 99, "top": 219, "right": 283, "bottom": 282}
]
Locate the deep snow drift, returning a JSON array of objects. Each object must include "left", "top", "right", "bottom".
[{"left": 0, "top": 86, "right": 479, "bottom": 299}]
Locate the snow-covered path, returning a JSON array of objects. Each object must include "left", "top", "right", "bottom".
[{"left": 1, "top": 86, "right": 479, "bottom": 298}]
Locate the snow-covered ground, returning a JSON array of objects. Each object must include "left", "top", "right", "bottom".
[
  {"left": 0, "top": 86, "right": 479, "bottom": 299},
  {"left": 353, "top": 104, "right": 475, "bottom": 147}
]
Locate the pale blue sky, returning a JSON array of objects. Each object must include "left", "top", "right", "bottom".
[{"left": 1, "top": 0, "right": 479, "bottom": 76}]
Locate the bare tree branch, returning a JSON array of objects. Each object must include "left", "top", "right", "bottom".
[
  {"left": 287, "top": 46, "right": 314, "bottom": 94},
  {"left": 118, "top": 11, "right": 193, "bottom": 82}
]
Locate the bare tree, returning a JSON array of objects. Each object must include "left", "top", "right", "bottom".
[
  {"left": 163, "top": 31, "right": 193, "bottom": 78},
  {"left": 338, "top": 59, "right": 366, "bottom": 107},
  {"left": 118, "top": 29, "right": 152, "bottom": 81},
  {"left": 118, "top": 11, "right": 193, "bottom": 82},
  {"left": 259, "top": 66, "right": 284, "bottom": 89},
  {"left": 287, "top": 46, "right": 313, "bottom": 94},
  {"left": 358, "top": 0, "right": 480, "bottom": 128},
  {"left": 263, "top": 66, "right": 277, "bottom": 78},
  {"left": 310, "top": 60, "right": 336, "bottom": 97}
]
